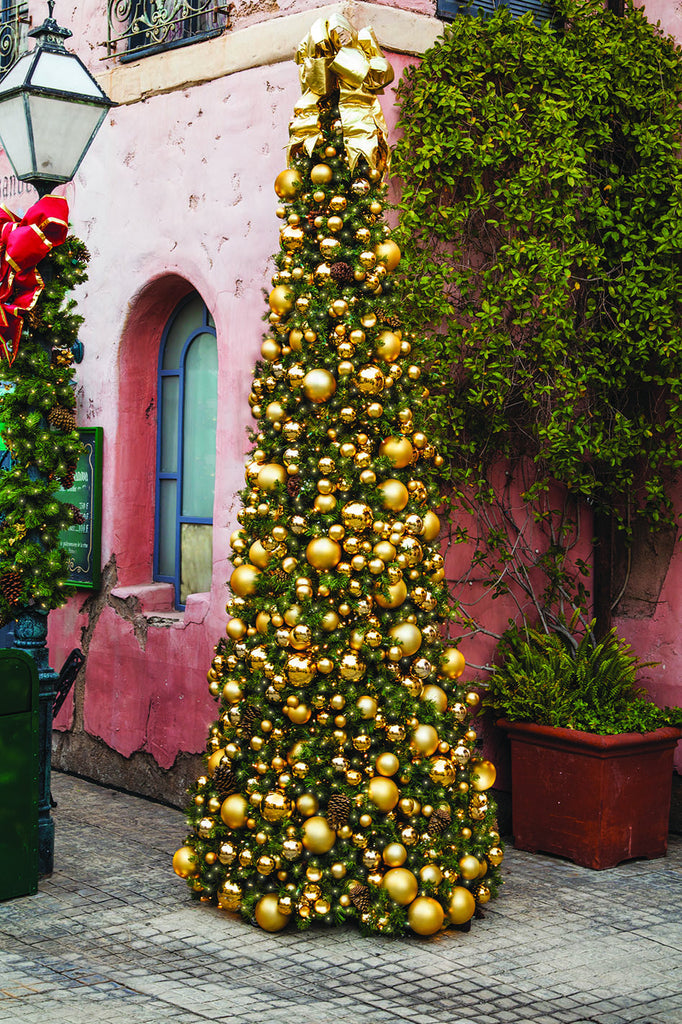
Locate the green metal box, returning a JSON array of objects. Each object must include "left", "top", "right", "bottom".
[{"left": 0, "top": 649, "right": 39, "bottom": 900}]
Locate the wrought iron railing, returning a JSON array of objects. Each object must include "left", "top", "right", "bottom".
[
  {"left": 0, "top": 2, "right": 29, "bottom": 76},
  {"left": 104, "top": 0, "right": 232, "bottom": 61}
]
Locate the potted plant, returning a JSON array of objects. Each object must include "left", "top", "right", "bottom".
[{"left": 483, "top": 623, "right": 682, "bottom": 869}]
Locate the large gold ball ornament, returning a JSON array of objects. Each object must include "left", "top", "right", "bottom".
[
  {"left": 374, "top": 330, "right": 401, "bottom": 363},
  {"left": 257, "top": 463, "right": 287, "bottom": 491},
  {"left": 375, "top": 239, "right": 401, "bottom": 271},
  {"left": 207, "top": 749, "right": 226, "bottom": 774},
  {"left": 408, "top": 897, "right": 444, "bottom": 935},
  {"left": 375, "top": 751, "right": 400, "bottom": 777},
  {"left": 280, "top": 225, "right": 305, "bottom": 251},
  {"left": 420, "top": 864, "right": 444, "bottom": 886},
  {"left": 412, "top": 724, "right": 439, "bottom": 756},
  {"left": 383, "top": 867, "right": 418, "bottom": 906},
  {"left": 378, "top": 479, "right": 409, "bottom": 512},
  {"left": 422, "top": 510, "right": 441, "bottom": 541},
  {"left": 255, "top": 894, "right": 290, "bottom": 932},
  {"left": 429, "top": 757, "right": 456, "bottom": 786},
  {"left": 357, "top": 695, "right": 378, "bottom": 719},
  {"left": 380, "top": 436, "right": 414, "bottom": 469},
  {"left": 339, "top": 651, "right": 366, "bottom": 681},
  {"left": 249, "top": 540, "right": 272, "bottom": 569},
  {"left": 262, "top": 791, "right": 292, "bottom": 822},
  {"left": 302, "top": 816, "right": 336, "bottom": 853},
  {"left": 448, "top": 887, "right": 476, "bottom": 925},
  {"left": 230, "top": 564, "right": 261, "bottom": 597},
  {"left": 225, "top": 617, "right": 247, "bottom": 640},
  {"left": 303, "top": 368, "right": 336, "bottom": 404},
  {"left": 459, "top": 855, "right": 481, "bottom": 880},
  {"left": 368, "top": 776, "right": 399, "bottom": 811},
  {"left": 274, "top": 168, "right": 302, "bottom": 198},
  {"left": 342, "top": 501, "right": 374, "bottom": 531},
  {"left": 310, "top": 162, "right": 333, "bottom": 185},
  {"left": 269, "top": 285, "right": 294, "bottom": 315},
  {"left": 375, "top": 579, "right": 408, "bottom": 609},
  {"left": 288, "top": 703, "right": 311, "bottom": 724},
  {"left": 471, "top": 760, "right": 497, "bottom": 791},
  {"left": 306, "top": 537, "right": 342, "bottom": 569},
  {"left": 421, "top": 685, "right": 448, "bottom": 713},
  {"left": 356, "top": 365, "right": 385, "bottom": 394},
  {"left": 296, "top": 793, "right": 319, "bottom": 817},
  {"left": 383, "top": 843, "right": 407, "bottom": 867},
  {"left": 172, "top": 846, "right": 199, "bottom": 878},
  {"left": 389, "top": 622, "right": 422, "bottom": 657},
  {"left": 440, "top": 647, "right": 466, "bottom": 679},
  {"left": 286, "top": 653, "right": 316, "bottom": 685},
  {"left": 220, "top": 794, "right": 248, "bottom": 829}
]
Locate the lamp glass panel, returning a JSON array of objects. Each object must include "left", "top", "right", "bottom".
[
  {"left": 27, "top": 94, "right": 104, "bottom": 179},
  {"left": 0, "top": 95, "right": 33, "bottom": 176},
  {"left": 30, "top": 52, "right": 105, "bottom": 99},
  {"left": 0, "top": 53, "right": 33, "bottom": 94}
]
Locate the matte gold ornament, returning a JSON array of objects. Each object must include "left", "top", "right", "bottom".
[
  {"left": 296, "top": 793, "right": 319, "bottom": 817},
  {"left": 448, "top": 887, "right": 476, "bottom": 924},
  {"left": 303, "top": 368, "right": 336, "bottom": 403},
  {"left": 382, "top": 842, "right": 407, "bottom": 867},
  {"left": 230, "top": 564, "right": 261, "bottom": 597},
  {"left": 173, "top": 846, "right": 199, "bottom": 878},
  {"left": 357, "top": 695, "right": 378, "bottom": 719},
  {"left": 459, "top": 855, "right": 481, "bottom": 880},
  {"left": 255, "top": 893, "right": 290, "bottom": 931},
  {"left": 226, "top": 617, "right": 247, "bottom": 640},
  {"left": 420, "top": 863, "right": 443, "bottom": 886},
  {"left": 310, "top": 162, "right": 333, "bottom": 184},
  {"left": 368, "top": 776, "right": 399, "bottom": 811},
  {"left": 274, "top": 167, "right": 302, "bottom": 198},
  {"left": 388, "top": 622, "right": 422, "bottom": 657},
  {"left": 258, "top": 463, "right": 287, "bottom": 491},
  {"left": 421, "top": 685, "right": 448, "bottom": 713},
  {"left": 375, "top": 239, "right": 401, "bottom": 271},
  {"left": 411, "top": 724, "right": 439, "bottom": 756},
  {"left": 378, "top": 479, "right": 409, "bottom": 511},
  {"left": 375, "top": 751, "right": 399, "bottom": 777},
  {"left": 288, "top": 703, "right": 311, "bottom": 724},
  {"left": 422, "top": 510, "right": 441, "bottom": 541},
  {"left": 379, "top": 436, "right": 414, "bottom": 468},
  {"left": 306, "top": 537, "right": 342, "bottom": 569},
  {"left": 262, "top": 791, "right": 293, "bottom": 822},
  {"left": 408, "top": 897, "right": 444, "bottom": 935},
  {"left": 249, "top": 540, "right": 272, "bottom": 569},
  {"left": 383, "top": 867, "right": 418, "bottom": 905},
  {"left": 302, "top": 815, "right": 336, "bottom": 853},
  {"left": 440, "top": 647, "right": 466, "bottom": 679},
  {"left": 471, "top": 760, "right": 497, "bottom": 791},
  {"left": 269, "top": 285, "right": 294, "bottom": 314},
  {"left": 375, "top": 579, "right": 407, "bottom": 608},
  {"left": 221, "top": 794, "right": 248, "bottom": 829}
]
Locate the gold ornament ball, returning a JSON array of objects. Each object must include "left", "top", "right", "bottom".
[
  {"left": 374, "top": 330, "right": 401, "bottom": 363},
  {"left": 280, "top": 225, "right": 305, "bottom": 251},
  {"left": 303, "top": 368, "right": 336, "bottom": 404},
  {"left": 342, "top": 501, "right": 374, "bottom": 531},
  {"left": 207, "top": 748, "right": 226, "bottom": 774},
  {"left": 339, "top": 651, "right": 366, "bottom": 681},
  {"left": 440, "top": 647, "right": 466, "bottom": 679},
  {"left": 459, "top": 855, "right": 481, "bottom": 880},
  {"left": 220, "top": 794, "right": 248, "bottom": 829},
  {"left": 172, "top": 846, "right": 199, "bottom": 878},
  {"left": 310, "top": 162, "right": 333, "bottom": 185},
  {"left": 476, "top": 884, "right": 492, "bottom": 905},
  {"left": 255, "top": 893, "right": 290, "bottom": 932},
  {"left": 429, "top": 757, "right": 456, "bottom": 787},
  {"left": 420, "top": 863, "right": 444, "bottom": 886},
  {"left": 422, "top": 510, "right": 441, "bottom": 541},
  {"left": 421, "top": 684, "right": 448, "bottom": 713},
  {"left": 288, "top": 703, "right": 311, "bottom": 724},
  {"left": 389, "top": 622, "right": 422, "bottom": 657},
  {"left": 383, "top": 867, "right": 418, "bottom": 906},
  {"left": 380, "top": 436, "right": 414, "bottom": 469},
  {"left": 302, "top": 816, "right": 336, "bottom": 854},
  {"left": 378, "top": 479, "right": 409, "bottom": 512},
  {"left": 448, "top": 886, "right": 476, "bottom": 925},
  {"left": 412, "top": 724, "right": 439, "bottom": 756},
  {"left": 262, "top": 791, "right": 292, "bottom": 822},
  {"left": 274, "top": 168, "right": 302, "bottom": 198},
  {"left": 218, "top": 881, "right": 242, "bottom": 912},
  {"left": 296, "top": 793, "right": 319, "bottom": 817},
  {"left": 375, "top": 751, "right": 400, "bottom": 777},
  {"left": 306, "top": 537, "right": 342, "bottom": 570},
  {"left": 249, "top": 540, "right": 272, "bottom": 569},
  {"left": 225, "top": 617, "right": 247, "bottom": 640},
  {"left": 230, "top": 564, "right": 261, "bottom": 597},
  {"left": 257, "top": 463, "right": 287, "bottom": 492},
  {"left": 472, "top": 760, "right": 497, "bottom": 792},
  {"left": 287, "top": 652, "right": 316, "bottom": 685},
  {"left": 408, "top": 897, "right": 444, "bottom": 935},
  {"left": 488, "top": 846, "right": 504, "bottom": 866},
  {"left": 357, "top": 695, "right": 378, "bottom": 719},
  {"left": 282, "top": 838, "right": 303, "bottom": 860},
  {"left": 382, "top": 842, "right": 407, "bottom": 867},
  {"left": 375, "top": 239, "right": 401, "bottom": 271},
  {"left": 269, "top": 284, "right": 294, "bottom": 315},
  {"left": 375, "top": 579, "right": 408, "bottom": 609},
  {"left": 368, "top": 776, "right": 400, "bottom": 811},
  {"left": 356, "top": 365, "right": 385, "bottom": 394}
]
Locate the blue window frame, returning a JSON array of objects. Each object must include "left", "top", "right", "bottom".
[
  {"left": 155, "top": 292, "right": 218, "bottom": 609},
  {"left": 437, "top": 0, "right": 551, "bottom": 24}
]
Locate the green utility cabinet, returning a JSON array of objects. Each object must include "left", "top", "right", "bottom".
[{"left": 0, "top": 649, "right": 39, "bottom": 900}]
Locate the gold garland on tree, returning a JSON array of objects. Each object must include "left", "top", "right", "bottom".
[{"left": 174, "top": 14, "right": 503, "bottom": 937}]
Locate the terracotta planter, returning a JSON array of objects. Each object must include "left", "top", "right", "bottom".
[{"left": 500, "top": 719, "right": 682, "bottom": 869}]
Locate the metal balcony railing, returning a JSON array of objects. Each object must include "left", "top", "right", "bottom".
[
  {"left": 104, "top": 0, "right": 232, "bottom": 61},
  {"left": 0, "top": 2, "right": 30, "bottom": 76}
]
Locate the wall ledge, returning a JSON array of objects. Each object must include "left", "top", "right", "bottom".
[{"left": 110, "top": 582, "right": 175, "bottom": 614}]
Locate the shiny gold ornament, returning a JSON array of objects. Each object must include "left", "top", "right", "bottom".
[
  {"left": 321, "top": 610, "right": 340, "bottom": 632},
  {"left": 401, "top": 825, "right": 418, "bottom": 845},
  {"left": 225, "top": 617, "right": 247, "bottom": 640},
  {"left": 451, "top": 702, "right": 468, "bottom": 723},
  {"left": 286, "top": 652, "right": 316, "bottom": 685},
  {"left": 375, "top": 751, "right": 399, "bottom": 777},
  {"left": 314, "top": 494, "right": 337, "bottom": 513},
  {"left": 367, "top": 402, "right": 383, "bottom": 418},
  {"left": 277, "top": 895, "right": 295, "bottom": 916},
  {"left": 342, "top": 501, "right": 373, "bottom": 531},
  {"left": 379, "top": 436, "right": 414, "bottom": 468},
  {"left": 375, "top": 579, "right": 407, "bottom": 609},
  {"left": 452, "top": 743, "right": 472, "bottom": 766},
  {"left": 471, "top": 760, "right": 497, "bottom": 792},
  {"left": 282, "top": 838, "right": 303, "bottom": 861},
  {"left": 290, "top": 623, "right": 312, "bottom": 649},
  {"left": 388, "top": 622, "right": 422, "bottom": 657},
  {"left": 440, "top": 647, "right": 466, "bottom": 679},
  {"left": 218, "top": 841, "right": 237, "bottom": 865},
  {"left": 383, "top": 867, "right": 418, "bottom": 906},
  {"left": 229, "top": 564, "right": 261, "bottom": 597},
  {"left": 382, "top": 842, "right": 407, "bottom": 867},
  {"left": 262, "top": 791, "right": 292, "bottom": 822},
  {"left": 220, "top": 794, "right": 248, "bottom": 829},
  {"left": 310, "top": 162, "right": 333, "bottom": 184},
  {"left": 412, "top": 724, "right": 439, "bottom": 756},
  {"left": 331, "top": 862, "right": 347, "bottom": 879},
  {"left": 422, "top": 510, "right": 441, "bottom": 541},
  {"left": 357, "top": 695, "right": 378, "bottom": 719},
  {"left": 378, "top": 479, "right": 409, "bottom": 511},
  {"left": 429, "top": 757, "right": 456, "bottom": 786},
  {"left": 448, "top": 887, "right": 476, "bottom": 925},
  {"left": 373, "top": 540, "right": 396, "bottom": 561},
  {"left": 319, "top": 236, "right": 341, "bottom": 259},
  {"left": 306, "top": 537, "right": 342, "bottom": 569},
  {"left": 356, "top": 364, "right": 385, "bottom": 394},
  {"left": 368, "top": 776, "right": 399, "bottom": 811},
  {"left": 375, "top": 239, "right": 401, "bottom": 271},
  {"left": 207, "top": 749, "right": 226, "bottom": 774},
  {"left": 281, "top": 225, "right": 305, "bottom": 251},
  {"left": 330, "top": 298, "right": 349, "bottom": 317},
  {"left": 476, "top": 884, "right": 492, "bottom": 904},
  {"left": 487, "top": 846, "right": 504, "bottom": 866},
  {"left": 255, "top": 893, "right": 290, "bottom": 932},
  {"left": 261, "top": 337, "right": 281, "bottom": 361},
  {"left": 256, "top": 854, "right": 276, "bottom": 875},
  {"left": 218, "top": 880, "right": 242, "bottom": 912},
  {"left": 249, "top": 540, "right": 272, "bottom": 569},
  {"left": 302, "top": 815, "right": 336, "bottom": 853},
  {"left": 274, "top": 168, "right": 302, "bottom": 198},
  {"left": 172, "top": 846, "right": 199, "bottom": 878},
  {"left": 373, "top": 330, "right": 402, "bottom": 365},
  {"left": 303, "top": 368, "right": 336, "bottom": 403},
  {"left": 339, "top": 651, "right": 366, "bottom": 681},
  {"left": 363, "top": 848, "right": 382, "bottom": 870}
]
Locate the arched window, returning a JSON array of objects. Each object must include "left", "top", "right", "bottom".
[{"left": 155, "top": 292, "right": 217, "bottom": 609}]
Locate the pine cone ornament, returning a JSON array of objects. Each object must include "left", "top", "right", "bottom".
[
  {"left": 0, "top": 568, "right": 23, "bottom": 606},
  {"left": 428, "top": 806, "right": 452, "bottom": 836},
  {"left": 330, "top": 261, "right": 354, "bottom": 284},
  {"left": 49, "top": 405, "right": 77, "bottom": 433},
  {"left": 286, "top": 476, "right": 301, "bottom": 498},
  {"left": 382, "top": 313, "right": 403, "bottom": 331},
  {"left": 349, "top": 882, "right": 370, "bottom": 913},
  {"left": 60, "top": 463, "right": 77, "bottom": 489},
  {"left": 213, "top": 760, "right": 237, "bottom": 798},
  {"left": 326, "top": 793, "right": 351, "bottom": 828},
  {"left": 240, "top": 705, "right": 260, "bottom": 738},
  {"left": 66, "top": 504, "right": 85, "bottom": 525}
]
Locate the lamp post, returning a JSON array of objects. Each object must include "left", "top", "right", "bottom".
[{"left": 0, "top": 1, "right": 112, "bottom": 875}]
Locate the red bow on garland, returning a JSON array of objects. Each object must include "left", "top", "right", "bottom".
[{"left": 0, "top": 195, "right": 69, "bottom": 365}]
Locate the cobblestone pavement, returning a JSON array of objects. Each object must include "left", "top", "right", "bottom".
[{"left": 1, "top": 772, "right": 681, "bottom": 1024}]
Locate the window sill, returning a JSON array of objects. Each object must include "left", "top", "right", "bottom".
[{"left": 111, "top": 582, "right": 175, "bottom": 614}]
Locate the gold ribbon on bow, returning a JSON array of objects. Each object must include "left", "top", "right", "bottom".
[{"left": 288, "top": 13, "right": 394, "bottom": 174}]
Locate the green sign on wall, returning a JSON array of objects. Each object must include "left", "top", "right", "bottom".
[{"left": 56, "top": 427, "right": 103, "bottom": 590}]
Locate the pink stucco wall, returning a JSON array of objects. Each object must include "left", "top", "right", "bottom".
[{"left": 3, "top": 0, "right": 679, "bottom": 785}]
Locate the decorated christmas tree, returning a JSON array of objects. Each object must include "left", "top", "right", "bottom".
[{"left": 173, "top": 14, "right": 503, "bottom": 936}]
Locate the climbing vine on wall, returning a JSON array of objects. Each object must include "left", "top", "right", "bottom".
[
  {"left": 392, "top": 0, "right": 682, "bottom": 640},
  {"left": 0, "top": 237, "right": 89, "bottom": 624}
]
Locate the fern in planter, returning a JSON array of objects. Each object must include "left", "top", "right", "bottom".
[{"left": 483, "top": 624, "right": 682, "bottom": 734}]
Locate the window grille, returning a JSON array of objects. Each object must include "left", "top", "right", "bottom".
[
  {"left": 437, "top": 0, "right": 551, "bottom": 25},
  {"left": 0, "top": 2, "right": 29, "bottom": 77},
  {"left": 104, "top": 0, "right": 232, "bottom": 62}
]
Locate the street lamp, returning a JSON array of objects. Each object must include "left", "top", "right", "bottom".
[
  {"left": 0, "top": 2, "right": 112, "bottom": 876},
  {"left": 0, "top": 0, "right": 113, "bottom": 196}
]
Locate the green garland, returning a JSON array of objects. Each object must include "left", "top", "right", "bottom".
[{"left": 0, "top": 236, "right": 90, "bottom": 624}]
